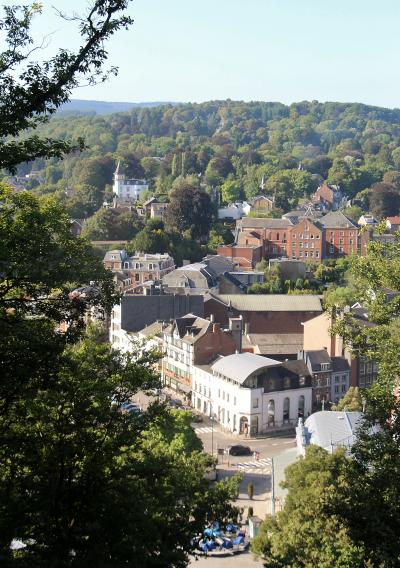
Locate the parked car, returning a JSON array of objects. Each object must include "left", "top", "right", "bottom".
[
  {"left": 226, "top": 445, "right": 252, "bottom": 456},
  {"left": 120, "top": 402, "right": 140, "bottom": 414},
  {"left": 191, "top": 413, "right": 204, "bottom": 423}
]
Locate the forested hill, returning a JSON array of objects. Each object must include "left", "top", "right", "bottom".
[
  {"left": 13, "top": 99, "right": 400, "bottom": 225},
  {"left": 58, "top": 99, "right": 177, "bottom": 115}
]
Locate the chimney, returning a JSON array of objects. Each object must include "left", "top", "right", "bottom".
[{"left": 229, "top": 316, "right": 243, "bottom": 353}]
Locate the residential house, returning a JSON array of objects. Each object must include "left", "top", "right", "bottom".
[
  {"left": 331, "top": 357, "right": 351, "bottom": 403},
  {"left": 113, "top": 160, "right": 148, "bottom": 202},
  {"left": 250, "top": 195, "right": 275, "bottom": 212},
  {"left": 192, "top": 352, "right": 312, "bottom": 435},
  {"left": 218, "top": 202, "right": 251, "bottom": 220},
  {"left": 312, "top": 183, "right": 344, "bottom": 211},
  {"left": 162, "top": 314, "right": 238, "bottom": 397},
  {"left": 162, "top": 256, "right": 235, "bottom": 294},
  {"left": 70, "top": 218, "right": 85, "bottom": 237},
  {"left": 386, "top": 216, "right": 400, "bottom": 233},
  {"left": 302, "top": 311, "right": 379, "bottom": 390},
  {"left": 143, "top": 196, "right": 169, "bottom": 219},
  {"left": 358, "top": 214, "right": 378, "bottom": 228},
  {"left": 299, "top": 349, "right": 333, "bottom": 410},
  {"left": 104, "top": 250, "right": 175, "bottom": 292}
]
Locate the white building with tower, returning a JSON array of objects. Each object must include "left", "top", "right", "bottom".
[{"left": 113, "top": 161, "right": 148, "bottom": 202}]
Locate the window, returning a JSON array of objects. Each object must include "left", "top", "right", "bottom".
[
  {"left": 268, "top": 400, "right": 275, "bottom": 425},
  {"left": 292, "top": 233, "right": 296, "bottom": 238},
  {"left": 135, "top": 263, "right": 140, "bottom": 269},
  {"left": 299, "top": 242, "right": 303, "bottom": 248},
  {"left": 329, "top": 246, "right": 334, "bottom": 253},
  {"left": 227, "top": 393, "right": 230, "bottom": 402},
  {"left": 299, "top": 252, "right": 303, "bottom": 257},
  {"left": 339, "top": 247, "right": 344, "bottom": 254},
  {"left": 218, "top": 389, "right": 220, "bottom": 397},
  {"left": 283, "top": 398, "right": 290, "bottom": 422},
  {"left": 298, "top": 395, "right": 305, "bottom": 417},
  {"left": 234, "top": 396, "right": 236, "bottom": 405},
  {"left": 340, "top": 231, "right": 344, "bottom": 236},
  {"left": 341, "top": 374, "right": 347, "bottom": 382},
  {"left": 339, "top": 238, "right": 344, "bottom": 244},
  {"left": 316, "top": 251, "right": 320, "bottom": 258},
  {"left": 341, "top": 384, "right": 347, "bottom": 393},
  {"left": 310, "top": 234, "right": 314, "bottom": 239},
  {"left": 350, "top": 238, "right": 353, "bottom": 244},
  {"left": 335, "top": 385, "right": 339, "bottom": 393},
  {"left": 304, "top": 242, "right": 308, "bottom": 248},
  {"left": 310, "top": 251, "right": 314, "bottom": 257},
  {"left": 222, "top": 391, "right": 225, "bottom": 400},
  {"left": 194, "top": 382, "right": 197, "bottom": 392},
  {"left": 305, "top": 252, "right": 308, "bottom": 257},
  {"left": 276, "top": 232, "right": 280, "bottom": 240},
  {"left": 316, "top": 234, "right": 320, "bottom": 239},
  {"left": 253, "top": 398, "right": 259, "bottom": 408},
  {"left": 135, "top": 274, "right": 140, "bottom": 281},
  {"left": 335, "top": 376, "right": 340, "bottom": 383}
]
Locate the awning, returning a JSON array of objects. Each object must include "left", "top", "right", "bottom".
[{"left": 177, "top": 383, "right": 191, "bottom": 394}]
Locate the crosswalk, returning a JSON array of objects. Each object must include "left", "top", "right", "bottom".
[{"left": 194, "top": 426, "right": 214, "bottom": 434}]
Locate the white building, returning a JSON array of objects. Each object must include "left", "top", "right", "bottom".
[
  {"left": 296, "top": 411, "right": 363, "bottom": 456},
  {"left": 113, "top": 161, "right": 148, "bottom": 201},
  {"left": 192, "top": 353, "right": 312, "bottom": 436},
  {"left": 218, "top": 202, "right": 252, "bottom": 220}
]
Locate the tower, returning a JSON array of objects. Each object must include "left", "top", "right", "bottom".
[{"left": 113, "top": 160, "right": 124, "bottom": 198}]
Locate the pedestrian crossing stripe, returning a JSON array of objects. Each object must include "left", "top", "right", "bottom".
[
  {"left": 236, "top": 458, "right": 273, "bottom": 469},
  {"left": 194, "top": 426, "right": 214, "bottom": 433}
]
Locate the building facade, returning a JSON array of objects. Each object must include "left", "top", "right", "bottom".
[
  {"left": 162, "top": 315, "right": 237, "bottom": 397},
  {"left": 192, "top": 353, "right": 312, "bottom": 435},
  {"left": 113, "top": 161, "right": 148, "bottom": 201}
]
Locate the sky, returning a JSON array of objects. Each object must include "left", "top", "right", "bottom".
[{"left": 3, "top": 0, "right": 400, "bottom": 107}]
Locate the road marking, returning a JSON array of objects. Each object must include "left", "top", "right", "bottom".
[{"left": 194, "top": 427, "right": 214, "bottom": 434}]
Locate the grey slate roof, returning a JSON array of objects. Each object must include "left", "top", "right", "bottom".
[
  {"left": 304, "top": 411, "right": 363, "bottom": 450},
  {"left": 332, "top": 357, "right": 350, "bottom": 372},
  {"left": 305, "top": 349, "right": 331, "bottom": 366},
  {"left": 214, "top": 294, "right": 322, "bottom": 312},
  {"left": 120, "top": 294, "right": 204, "bottom": 332},
  {"left": 211, "top": 352, "right": 281, "bottom": 384},
  {"left": 240, "top": 218, "right": 292, "bottom": 229},
  {"left": 318, "top": 211, "right": 358, "bottom": 229},
  {"left": 247, "top": 333, "right": 304, "bottom": 355}
]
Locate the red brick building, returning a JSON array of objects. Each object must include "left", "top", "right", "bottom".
[
  {"left": 217, "top": 243, "right": 262, "bottom": 270},
  {"left": 317, "top": 211, "right": 358, "bottom": 258},
  {"left": 287, "top": 218, "right": 324, "bottom": 262},
  {"left": 237, "top": 218, "right": 292, "bottom": 258}
]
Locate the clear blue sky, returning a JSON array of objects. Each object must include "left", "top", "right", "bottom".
[{"left": 6, "top": 0, "right": 400, "bottom": 107}]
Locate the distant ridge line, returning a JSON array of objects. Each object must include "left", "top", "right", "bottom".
[{"left": 58, "top": 99, "right": 180, "bottom": 115}]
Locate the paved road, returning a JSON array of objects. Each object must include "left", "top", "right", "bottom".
[{"left": 189, "top": 551, "right": 264, "bottom": 567}]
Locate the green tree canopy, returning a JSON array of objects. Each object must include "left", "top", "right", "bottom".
[{"left": 164, "top": 181, "right": 213, "bottom": 239}]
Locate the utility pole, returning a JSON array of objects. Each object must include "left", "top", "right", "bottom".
[{"left": 271, "top": 457, "right": 275, "bottom": 516}]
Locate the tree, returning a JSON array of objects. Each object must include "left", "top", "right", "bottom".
[
  {"left": 220, "top": 178, "right": 242, "bottom": 204},
  {"left": 207, "top": 224, "right": 234, "bottom": 253},
  {"left": 82, "top": 207, "right": 142, "bottom": 241},
  {"left": 369, "top": 182, "right": 400, "bottom": 219},
  {"left": 64, "top": 183, "right": 104, "bottom": 218},
  {"left": 0, "top": 329, "right": 240, "bottom": 566},
  {"left": 128, "top": 224, "right": 170, "bottom": 254},
  {"left": 252, "top": 446, "right": 366, "bottom": 568},
  {"left": 164, "top": 182, "right": 213, "bottom": 240},
  {"left": 332, "top": 387, "right": 363, "bottom": 411},
  {"left": 0, "top": 2, "right": 133, "bottom": 172}
]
